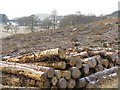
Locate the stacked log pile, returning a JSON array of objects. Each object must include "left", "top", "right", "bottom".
[{"left": 1, "top": 47, "right": 120, "bottom": 89}]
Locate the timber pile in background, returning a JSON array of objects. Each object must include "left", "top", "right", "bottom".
[{"left": 1, "top": 47, "right": 120, "bottom": 89}]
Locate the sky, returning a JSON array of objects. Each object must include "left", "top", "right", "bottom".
[{"left": 0, "top": 0, "right": 119, "bottom": 19}]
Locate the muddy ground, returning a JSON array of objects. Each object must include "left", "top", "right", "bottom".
[{"left": 1, "top": 18, "right": 118, "bottom": 57}]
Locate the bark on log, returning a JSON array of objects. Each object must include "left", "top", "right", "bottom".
[
  {"left": 65, "top": 55, "right": 76, "bottom": 66},
  {"left": 6, "top": 48, "right": 66, "bottom": 63},
  {"left": 82, "top": 64, "right": 90, "bottom": 76},
  {"left": 34, "top": 48, "right": 66, "bottom": 60},
  {"left": 70, "top": 67, "right": 81, "bottom": 79},
  {"left": 1, "top": 61, "right": 54, "bottom": 78},
  {"left": 61, "top": 70, "right": 71, "bottom": 80},
  {"left": 75, "top": 56, "right": 83, "bottom": 69},
  {"left": 6, "top": 53, "right": 35, "bottom": 63},
  {"left": 34, "top": 61, "right": 66, "bottom": 69},
  {"left": 57, "top": 78, "right": 67, "bottom": 88},
  {"left": 1, "top": 74, "right": 21, "bottom": 86},
  {"left": 67, "top": 78, "right": 76, "bottom": 88},
  {"left": 73, "top": 51, "right": 88, "bottom": 58},
  {"left": 54, "top": 70, "right": 61, "bottom": 79},
  {"left": 43, "top": 79, "right": 50, "bottom": 88},
  {"left": 51, "top": 76, "right": 58, "bottom": 86},
  {"left": 81, "top": 57, "right": 97, "bottom": 68},
  {"left": 108, "top": 62, "right": 114, "bottom": 68},
  {"left": 88, "top": 50, "right": 106, "bottom": 57},
  {"left": 0, "top": 63, "right": 47, "bottom": 82},
  {"left": 21, "top": 78, "right": 35, "bottom": 87},
  {"left": 76, "top": 78, "right": 87, "bottom": 88},
  {"left": 106, "top": 52, "right": 118, "bottom": 61},
  {"left": 96, "top": 64, "right": 104, "bottom": 71},
  {"left": 95, "top": 55, "right": 102, "bottom": 64},
  {"left": 101, "top": 59, "right": 109, "bottom": 68},
  {"left": 35, "top": 80, "right": 44, "bottom": 87}
]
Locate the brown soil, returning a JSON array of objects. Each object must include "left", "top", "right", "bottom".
[{"left": 1, "top": 18, "right": 118, "bottom": 57}]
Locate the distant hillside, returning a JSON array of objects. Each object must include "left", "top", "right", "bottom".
[{"left": 106, "top": 11, "right": 120, "bottom": 17}]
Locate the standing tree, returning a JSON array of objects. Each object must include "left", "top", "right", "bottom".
[
  {"left": 42, "top": 18, "right": 52, "bottom": 29},
  {"left": 51, "top": 10, "right": 58, "bottom": 29},
  {"left": 26, "top": 15, "right": 38, "bottom": 32}
]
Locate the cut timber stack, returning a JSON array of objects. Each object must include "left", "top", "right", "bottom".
[{"left": 1, "top": 47, "right": 120, "bottom": 89}]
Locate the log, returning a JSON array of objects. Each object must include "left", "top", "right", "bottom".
[
  {"left": 76, "top": 78, "right": 87, "bottom": 88},
  {"left": 57, "top": 78, "right": 67, "bottom": 88},
  {"left": 43, "top": 79, "right": 50, "bottom": 88},
  {"left": 6, "top": 53, "right": 35, "bottom": 63},
  {"left": 106, "top": 52, "right": 118, "bottom": 61},
  {"left": 35, "top": 80, "right": 44, "bottom": 88},
  {"left": 34, "top": 48, "right": 66, "bottom": 60},
  {"left": 61, "top": 70, "right": 71, "bottom": 80},
  {"left": 67, "top": 78, "right": 76, "bottom": 88},
  {"left": 82, "top": 64, "right": 90, "bottom": 76},
  {"left": 54, "top": 70, "right": 62, "bottom": 79},
  {"left": 75, "top": 56, "right": 83, "bottom": 69},
  {"left": 81, "top": 57, "right": 97, "bottom": 68},
  {"left": 51, "top": 76, "right": 58, "bottom": 86},
  {"left": 85, "top": 74, "right": 97, "bottom": 82},
  {"left": 6, "top": 48, "right": 66, "bottom": 62},
  {"left": 73, "top": 51, "right": 88, "bottom": 58},
  {"left": 1, "top": 61, "right": 54, "bottom": 78},
  {"left": 34, "top": 61, "right": 66, "bottom": 69},
  {"left": 1, "top": 73, "right": 21, "bottom": 86},
  {"left": 108, "top": 62, "right": 114, "bottom": 68},
  {"left": 95, "top": 55, "right": 102, "bottom": 64},
  {"left": 65, "top": 55, "right": 76, "bottom": 66},
  {"left": 0, "top": 63, "right": 47, "bottom": 82},
  {"left": 88, "top": 50, "right": 106, "bottom": 57},
  {"left": 70, "top": 67, "right": 81, "bottom": 79},
  {"left": 101, "top": 59, "right": 109, "bottom": 68},
  {"left": 21, "top": 78, "right": 35, "bottom": 87},
  {"left": 96, "top": 64, "right": 104, "bottom": 71}
]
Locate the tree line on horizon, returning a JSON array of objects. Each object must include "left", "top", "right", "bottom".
[{"left": 1, "top": 10, "right": 117, "bottom": 32}]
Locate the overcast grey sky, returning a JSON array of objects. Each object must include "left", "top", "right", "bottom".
[{"left": 0, "top": 0, "right": 119, "bottom": 19}]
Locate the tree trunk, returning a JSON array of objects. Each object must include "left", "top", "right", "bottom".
[
  {"left": 57, "top": 78, "right": 67, "bottom": 88},
  {"left": 1, "top": 73, "right": 21, "bottom": 87},
  {"left": 81, "top": 57, "right": 97, "bottom": 68},
  {"left": 1, "top": 61, "right": 54, "bottom": 78},
  {"left": 54, "top": 70, "right": 62, "bottom": 79},
  {"left": 73, "top": 51, "right": 88, "bottom": 58},
  {"left": 61, "top": 70, "right": 71, "bottom": 80},
  {"left": 101, "top": 59, "right": 109, "bottom": 68},
  {"left": 67, "top": 78, "right": 76, "bottom": 88},
  {"left": 76, "top": 78, "right": 87, "bottom": 88},
  {"left": 82, "top": 64, "right": 90, "bottom": 76},
  {"left": 34, "top": 48, "right": 66, "bottom": 60},
  {"left": 0, "top": 63, "right": 47, "bottom": 82},
  {"left": 70, "top": 67, "right": 81, "bottom": 79},
  {"left": 106, "top": 52, "right": 118, "bottom": 62},
  {"left": 51, "top": 76, "right": 58, "bottom": 86},
  {"left": 6, "top": 48, "right": 66, "bottom": 63},
  {"left": 75, "top": 56, "right": 83, "bottom": 69},
  {"left": 65, "top": 55, "right": 76, "bottom": 66},
  {"left": 34, "top": 61, "right": 66, "bottom": 69}
]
